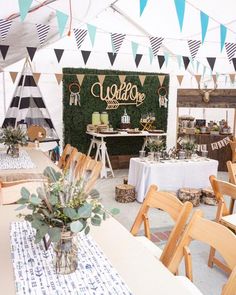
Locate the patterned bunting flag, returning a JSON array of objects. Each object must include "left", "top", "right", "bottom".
[
  {"left": 54, "top": 49, "right": 64, "bottom": 63},
  {"left": 26, "top": 47, "right": 37, "bottom": 61},
  {"left": 225, "top": 42, "right": 236, "bottom": 62},
  {"left": 135, "top": 54, "right": 142, "bottom": 67},
  {"left": 111, "top": 33, "right": 125, "bottom": 53},
  {"left": 36, "top": 24, "right": 50, "bottom": 46},
  {"left": 81, "top": 50, "right": 91, "bottom": 65},
  {"left": 9, "top": 72, "right": 18, "bottom": 83},
  {"left": 182, "top": 56, "right": 190, "bottom": 69},
  {"left": 157, "top": 55, "right": 165, "bottom": 69},
  {"left": 73, "top": 28, "right": 87, "bottom": 50},
  {"left": 0, "top": 45, "right": 9, "bottom": 60},
  {"left": 149, "top": 36, "right": 164, "bottom": 56},
  {"left": 76, "top": 74, "right": 85, "bottom": 86},
  {"left": 107, "top": 52, "right": 117, "bottom": 66},
  {"left": 207, "top": 57, "right": 216, "bottom": 71},
  {"left": 187, "top": 40, "right": 201, "bottom": 60},
  {"left": 0, "top": 19, "right": 12, "bottom": 41}
]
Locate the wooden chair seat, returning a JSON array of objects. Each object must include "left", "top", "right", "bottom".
[
  {"left": 221, "top": 214, "right": 236, "bottom": 231},
  {"left": 175, "top": 276, "right": 203, "bottom": 295},
  {"left": 135, "top": 236, "right": 162, "bottom": 259}
]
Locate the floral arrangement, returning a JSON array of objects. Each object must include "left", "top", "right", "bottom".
[
  {"left": 17, "top": 166, "right": 118, "bottom": 243},
  {"left": 180, "top": 136, "right": 196, "bottom": 151},
  {"left": 146, "top": 138, "right": 164, "bottom": 152},
  {"left": 0, "top": 125, "right": 28, "bottom": 153}
]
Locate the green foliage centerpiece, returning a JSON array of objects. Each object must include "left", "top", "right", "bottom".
[
  {"left": 0, "top": 126, "right": 28, "bottom": 157},
  {"left": 17, "top": 166, "right": 116, "bottom": 274},
  {"left": 180, "top": 136, "right": 196, "bottom": 159}
]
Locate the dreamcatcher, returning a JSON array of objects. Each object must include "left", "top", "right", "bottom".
[
  {"left": 69, "top": 82, "right": 81, "bottom": 106},
  {"left": 158, "top": 86, "right": 168, "bottom": 108}
]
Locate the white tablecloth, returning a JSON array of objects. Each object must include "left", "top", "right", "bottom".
[{"left": 128, "top": 158, "right": 218, "bottom": 202}]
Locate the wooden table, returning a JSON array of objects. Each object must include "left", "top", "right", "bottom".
[{"left": 0, "top": 205, "right": 192, "bottom": 295}]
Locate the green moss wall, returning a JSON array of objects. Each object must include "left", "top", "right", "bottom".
[{"left": 63, "top": 68, "right": 169, "bottom": 155}]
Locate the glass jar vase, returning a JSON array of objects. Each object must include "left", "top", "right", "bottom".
[
  {"left": 53, "top": 231, "right": 78, "bottom": 274},
  {"left": 7, "top": 144, "right": 19, "bottom": 158}
]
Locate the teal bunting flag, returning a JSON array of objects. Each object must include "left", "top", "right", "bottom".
[
  {"left": 18, "top": 0, "right": 33, "bottom": 22},
  {"left": 87, "top": 24, "right": 97, "bottom": 47},
  {"left": 202, "top": 65, "right": 206, "bottom": 77},
  {"left": 174, "top": 0, "right": 186, "bottom": 31},
  {"left": 177, "top": 55, "right": 182, "bottom": 69},
  {"left": 220, "top": 24, "right": 227, "bottom": 52},
  {"left": 200, "top": 11, "right": 209, "bottom": 44},
  {"left": 196, "top": 61, "right": 200, "bottom": 73},
  {"left": 190, "top": 58, "right": 195, "bottom": 70},
  {"left": 164, "top": 52, "right": 169, "bottom": 67},
  {"left": 56, "top": 10, "right": 68, "bottom": 37},
  {"left": 131, "top": 41, "right": 139, "bottom": 59},
  {"left": 140, "top": 0, "right": 148, "bottom": 16},
  {"left": 149, "top": 47, "right": 154, "bottom": 64},
  {"left": 225, "top": 75, "right": 228, "bottom": 86}
]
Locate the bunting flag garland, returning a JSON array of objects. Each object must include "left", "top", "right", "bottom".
[
  {"left": 164, "top": 52, "right": 169, "bottom": 67},
  {"left": 232, "top": 58, "right": 236, "bottom": 71},
  {"left": 26, "top": 47, "right": 37, "bottom": 61},
  {"left": 18, "top": 0, "right": 33, "bottom": 22},
  {"left": 200, "top": 11, "right": 209, "bottom": 44},
  {"left": 54, "top": 49, "right": 64, "bottom": 63},
  {"left": 149, "top": 36, "right": 164, "bottom": 56},
  {"left": 225, "top": 42, "right": 236, "bottom": 62},
  {"left": 131, "top": 41, "right": 139, "bottom": 59},
  {"left": 229, "top": 74, "right": 235, "bottom": 84},
  {"left": 174, "top": 0, "right": 186, "bottom": 31},
  {"left": 140, "top": 0, "right": 148, "bottom": 16},
  {"left": 55, "top": 73, "right": 63, "bottom": 85},
  {"left": 194, "top": 74, "right": 201, "bottom": 84},
  {"left": 157, "top": 55, "right": 165, "bottom": 69},
  {"left": 76, "top": 74, "right": 85, "bottom": 86},
  {"left": 33, "top": 72, "right": 41, "bottom": 84},
  {"left": 36, "top": 24, "right": 50, "bottom": 46},
  {"left": 9, "top": 72, "right": 18, "bottom": 83},
  {"left": 135, "top": 54, "right": 142, "bottom": 67},
  {"left": 87, "top": 24, "right": 97, "bottom": 47},
  {"left": 187, "top": 40, "right": 201, "bottom": 60},
  {"left": 196, "top": 61, "right": 200, "bottom": 73},
  {"left": 107, "top": 52, "right": 117, "bottom": 66},
  {"left": 119, "top": 75, "right": 126, "bottom": 84},
  {"left": 220, "top": 24, "right": 227, "bottom": 52},
  {"left": 176, "top": 55, "right": 182, "bottom": 69},
  {"left": 176, "top": 75, "right": 184, "bottom": 86},
  {"left": 139, "top": 75, "right": 146, "bottom": 86},
  {"left": 81, "top": 50, "right": 91, "bottom": 65},
  {"left": 207, "top": 57, "right": 216, "bottom": 71},
  {"left": 182, "top": 56, "right": 190, "bottom": 69},
  {"left": 148, "top": 47, "right": 154, "bottom": 64},
  {"left": 0, "top": 19, "right": 12, "bottom": 41},
  {"left": 111, "top": 33, "right": 125, "bottom": 53},
  {"left": 0, "top": 45, "right": 9, "bottom": 60},
  {"left": 212, "top": 74, "right": 217, "bottom": 85},
  {"left": 56, "top": 10, "right": 68, "bottom": 37},
  {"left": 157, "top": 75, "right": 165, "bottom": 86},
  {"left": 73, "top": 29, "right": 87, "bottom": 50},
  {"left": 98, "top": 74, "right": 105, "bottom": 85}
]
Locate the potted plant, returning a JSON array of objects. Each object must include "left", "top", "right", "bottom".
[
  {"left": 0, "top": 125, "right": 28, "bottom": 157},
  {"left": 147, "top": 138, "right": 163, "bottom": 161},
  {"left": 210, "top": 124, "right": 220, "bottom": 135},
  {"left": 180, "top": 136, "right": 196, "bottom": 159},
  {"left": 17, "top": 166, "right": 119, "bottom": 274}
]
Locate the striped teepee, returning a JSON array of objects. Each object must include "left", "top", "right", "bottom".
[{"left": 2, "top": 59, "right": 58, "bottom": 140}]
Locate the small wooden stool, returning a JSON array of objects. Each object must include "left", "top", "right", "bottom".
[
  {"left": 178, "top": 188, "right": 201, "bottom": 207},
  {"left": 115, "top": 184, "right": 136, "bottom": 203},
  {"left": 201, "top": 188, "right": 217, "bottom": 205}
]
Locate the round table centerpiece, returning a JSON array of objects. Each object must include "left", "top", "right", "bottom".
[{"left": 17, "top": 166, "right": 119, "bottom": 274}]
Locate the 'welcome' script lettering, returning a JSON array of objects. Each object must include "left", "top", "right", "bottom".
[{"left": 91, "top": 82, "right": 146, "bottom": 109}]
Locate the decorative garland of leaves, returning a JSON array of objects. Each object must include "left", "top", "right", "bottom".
[{"left": 63, "top": 68, "right": 169, "bottom": 155}]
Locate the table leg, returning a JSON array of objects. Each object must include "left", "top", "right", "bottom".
[
  {"left": 87, "top": 137, "right": 94, "bottom": 156},
  {"left": 142, "top": 138, "right": 148, "bottom": 151},
  {"left": 100, "top": 139, "right": 108, "bottom": 178}
]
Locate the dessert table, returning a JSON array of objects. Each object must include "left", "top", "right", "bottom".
[
  {"left": 86, "top": 131, "right": 167, "bottom": 178},
  {"left": 128, "top": 157, "right": 218, "bottom": 202},
  {"left": 0, "top": 204, "right": 193, "bottom": 295}
]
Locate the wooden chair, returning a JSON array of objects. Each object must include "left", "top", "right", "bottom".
[
  {"left": 0, "top": 176, "right": 47, "bottom": 205},
  {"left": 167, "top": 210, "right": 236, "bottom": 295},
  {"left": 130, "top": 184, "right": 193, "bottom": 267},
  {"left": 229, "top": 141, "right": 236, "bottom": 163},
  {"left": 63, "top": 147, "right": 78, "bottom": 171},
  {"left": 209, "top": 175, "right": 236, "bottom": 274},
  {"left": 227, "top": 160, "right": 236, "bottom": 213},
  {"left": 57, "top": 144, "right": 74, "bottom": 170},
  {"left": 83, "top": 159, "right": 102, "bottom": 194}
]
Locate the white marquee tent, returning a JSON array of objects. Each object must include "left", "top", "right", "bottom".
[{"left": 1, "top": 0, "right": 236, "bottom": 148}]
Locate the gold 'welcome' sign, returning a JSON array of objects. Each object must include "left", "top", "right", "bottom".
[{"left": 91, "top": 82, "right": 146, "bottom": 109}]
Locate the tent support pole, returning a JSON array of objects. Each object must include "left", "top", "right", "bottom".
[{"left": 2, "top": 72, "right": 6, "bottom": 116}]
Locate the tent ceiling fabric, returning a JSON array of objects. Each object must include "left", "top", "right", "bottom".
[{"left": 0, "top": 0, "right": 236, "bottom": 73}]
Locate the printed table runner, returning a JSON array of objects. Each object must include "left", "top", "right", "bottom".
[
  {"left": 0, "top": 150, "right": 36, "bottom": 170},
  {"left": 10, "top": 221, "right": 132, "bottom": 295}
]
